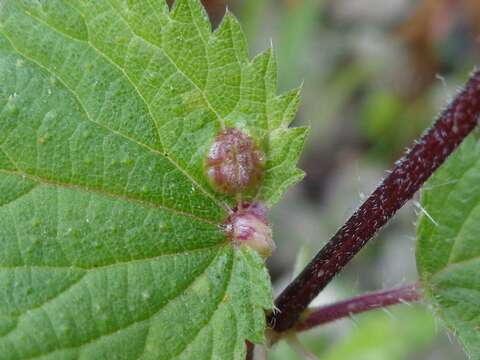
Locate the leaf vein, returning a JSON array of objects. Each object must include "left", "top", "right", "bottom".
[
  {"left": 91, "top": 2, "right": 228, "bottom": 212},
  {"left": 14, "top": 273, "right": 87, "bottom": 319},
  {"left": 0, "top": 183, "right": 37, "bottom": 208},
  {"left": 168, "top": 250, "right": 234, "bottom": 359},
  {"left": 2, "top": 12, "right": 229, "bottom": 218},
  {"left": 0, "top": 244, "right": 225, "bottom": 272},
  {"left": 23, "top": 249, "right": 221, "bottom": 360},
  {"left": 0, "top": 168, "right": 219, "bottom": 227}
]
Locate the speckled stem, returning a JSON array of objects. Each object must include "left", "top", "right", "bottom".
[
  {"left": 295, "top": 283, "right": 421, "bottom": 332},
  {"left": 269, "top": 69, "right": 480, "bottom": 333}
]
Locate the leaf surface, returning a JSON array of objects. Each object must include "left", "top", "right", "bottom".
[
  {"left": 0, "top": 1, "right": 306, "bottom": 358},
  {"left": 417, "top": 135, "right": 480, "bottom": 359}
]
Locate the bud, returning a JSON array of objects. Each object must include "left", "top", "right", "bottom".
[
  {"left": 205, "top": 128, "right": 265, "bottom": 195},
  {"left": 224, "top": 203, "right": 275, "bottom": 258}
]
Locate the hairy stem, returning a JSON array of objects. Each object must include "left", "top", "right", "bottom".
[
  {"left": 269, "top": 69, "right": 480, "bottom": 332},
  {"left": 295, "top": 283, "right": 421, "bottom": 332}
]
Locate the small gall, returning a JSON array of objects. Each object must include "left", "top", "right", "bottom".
[
  {"left": 205, "top": 127, "right": 265, "bottom": 195},
  {"left": 224, "top": 203, "right": 275, "bottom": 258}
]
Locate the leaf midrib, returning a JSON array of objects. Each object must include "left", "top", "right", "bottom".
[
  {"left": 0, "top": 168, "right": 219, "bottom": 226},
  {"left": 0, "top": 244, "right": 225, "bottom": 272}
]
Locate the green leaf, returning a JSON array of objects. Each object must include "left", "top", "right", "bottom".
[
  {"left": 0, "top": 1, "right": 306, "bottom": 358},
  {"left": 417, "top": 135, "right": 480, "bottom": 359}
]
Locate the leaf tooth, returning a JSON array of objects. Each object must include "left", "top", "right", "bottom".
[
  {"left": 213, "top": 10, "right": 248, "bottom": 64},
  {"left": 204, "top": 11, "right": 248, "bottom": 118},
  {"left": 151, "top": 0, "right": 170, "bottom": 15},
  {"left": 169, "top": 0, "right": 211, "bottom": 38},
  {"left": 223, "top": 48, "right": 277, "bottom": 136},
  {"left": 269, "top": 85, "right": 302, "bottom": 129},
  {"left": 162, "top": 0, "right": 211, "bottom": 90},
  {"left": 260, "top": 127, "right": 308, "bottom": 206},
  {"left": 266, "top": 46, "right": 278, "bottom": 97},
  {"left": 249, "top": 46, "right": 277, "bottom": 100},
  {"left": 250, "top": 47, "right": 277, "bottom": 97}
]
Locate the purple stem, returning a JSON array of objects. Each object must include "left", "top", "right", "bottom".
[
  {"left": 269, "top": 69, "right": 480, "bottom": 332},
  {"left": 295, "top": 283, "right": 421, "bottom": 332}
]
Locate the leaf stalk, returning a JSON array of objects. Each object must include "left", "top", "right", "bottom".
[{"left": 295, "top": 283, "right": 421, "bottom": 332}]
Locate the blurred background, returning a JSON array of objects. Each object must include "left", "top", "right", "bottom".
[{"left": 187, "top": 0, "right": 480, "bottom": 358}]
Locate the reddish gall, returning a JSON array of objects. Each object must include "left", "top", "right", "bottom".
[{"left": 205, "top": 128, "right": 265, "bottom": 195}]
